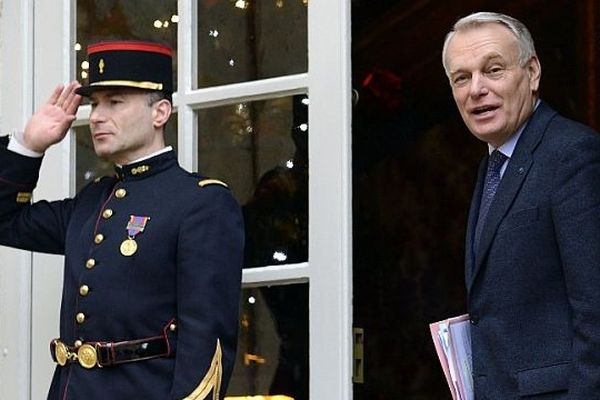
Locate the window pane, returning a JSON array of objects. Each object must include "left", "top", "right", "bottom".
[
  {"left": 76, "top": 0, "right": 178, "bottom": 92},
  {"left": 74, "top": 119, "right": 178, "bottom": 192},
  {"left": 228, "top": 284, "right": 308, "bottom": 399},
  {"left": 197, "top": 95, "right": 308, "bottom": 268},
  {"left": 197, "top": 0, "right": 308, "bottom": 88}
]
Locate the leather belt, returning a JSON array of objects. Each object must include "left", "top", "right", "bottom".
[{"left": 50, "top": 335, "right": 172, "bottom": 369}]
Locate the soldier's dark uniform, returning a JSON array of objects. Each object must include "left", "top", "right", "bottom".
[{"left": 0, "top": 41, "right": 244, "bottom": 400}]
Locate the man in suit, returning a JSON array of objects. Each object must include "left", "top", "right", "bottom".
[
  {"left": 0, "top": 41, "right": 244, "bottom": 399},
  {"left": 443, "top": 12, "right": 600, "bottom": 398}
]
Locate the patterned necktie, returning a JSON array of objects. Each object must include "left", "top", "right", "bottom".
[{"left": 473, "top": 150, "right": 508, "bottom": 254}]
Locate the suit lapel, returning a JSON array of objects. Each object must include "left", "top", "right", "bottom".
[
  {"left": 469, "top": 154, "right": 532, "bottom": 287},
  {"left": 467, "top": 102, "right": 557, "bottom": 291}
]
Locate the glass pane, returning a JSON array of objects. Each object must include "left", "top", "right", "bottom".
[
  {"left": 197, "top": 95, "right": 308, "bottom": 268},
  {"left": 227, "top": 284, "right": 308, "bottom": 399},
  {"left": 76, "top": 0, "right": 178, "bottom": 93},
  {"left": 197, "top": 0, "right": 308, "bottom": 88},
  {"left": 74, "top": 118, "right": 178, "bottom": 192}
]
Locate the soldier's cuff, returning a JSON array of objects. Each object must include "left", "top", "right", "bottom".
[{"left": 8, "top": 132, "right": 44, "bottom": 158}]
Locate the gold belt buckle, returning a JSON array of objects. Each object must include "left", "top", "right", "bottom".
[
  {"left": 77, "top": 343, "right": 99, "bottom": 369},
  {"left": 53, "top": 340, "right": 68, "bottom": 366}
]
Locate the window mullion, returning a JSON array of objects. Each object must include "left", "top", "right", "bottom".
[{"left": 177, "top": 0, "right": 197, "bottom": 171}]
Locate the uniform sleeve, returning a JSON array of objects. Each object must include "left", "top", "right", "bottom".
[
  {"left": 171, "top": 184, "right": 244, "bottom": 400},
  {"left": 551, "top": 133, "right": 600, "bottom": 397},
  {"left": 0, "top": 136, "right": 71, "bottom": 254}
]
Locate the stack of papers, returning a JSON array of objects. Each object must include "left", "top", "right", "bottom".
[{"left": 429, "top": 314, "right": 474, "bottom": 400}]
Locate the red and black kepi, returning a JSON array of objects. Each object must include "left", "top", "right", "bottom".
[{"left": 75, "top": 40, "right": 173, "bottom": 97}]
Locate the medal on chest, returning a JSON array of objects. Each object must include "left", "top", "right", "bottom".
[
  {"left": 120, "top": 215, "right": 150, "bottom": 256},
  {"left": 120, "top": 238, "right": 138, "bottom": 256}
]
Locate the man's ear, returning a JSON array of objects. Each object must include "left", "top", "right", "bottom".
[
  {"left": 527, "top": 56, "right": 541, "bottom": 93},
  {"left": 152, "top": 99, "right": 172, "bottom": 129}
]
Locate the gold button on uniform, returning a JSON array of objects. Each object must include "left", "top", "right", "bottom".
[
  {"left": 169, "top": 323, "right": 177, "bottom": 332},
  {"left": 94, "top": 234, "right": 104, "bottom": 244},
  {"left": 79, "top": 285, "right": 90, "bottom": 296},
  {"left": 76, "top": 313, "right": 86, "bottom": 324},
  {"left": 115, "top": 188, "right": 127, "bottom": 198},
  {"left": 74, "top": 340, "right": 83, "bottom": 348},
  {"left": 102, "top": 209, "right": 113, "bottom": 219},
  {"left": 85, "top": 258, "right": 96, "bottom": 269}
]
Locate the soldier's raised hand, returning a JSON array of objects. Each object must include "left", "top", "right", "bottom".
[{"left": 23, "top": 81, "right": 82, "bottom": 153}]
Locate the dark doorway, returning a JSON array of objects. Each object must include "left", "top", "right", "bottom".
[{"left": 351, "top": 1, "right": 599, "bottom": 399}]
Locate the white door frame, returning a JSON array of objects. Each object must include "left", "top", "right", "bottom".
[
  {"left": 307, "top": 0, "right": 353, "bottom": 397},
  {"left": 31, "top": 1, "right": 77, "bottom": 399}
]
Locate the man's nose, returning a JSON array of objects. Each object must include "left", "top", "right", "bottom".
[
  {"left": 89, "top": 106, "right": 104, "bottom": 124},
  {"left": 469, "top": 74, "right": 489, "bottom": 98}
]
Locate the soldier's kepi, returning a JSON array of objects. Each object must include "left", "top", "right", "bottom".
[{"left": 75, "top": 40, "right": 173, "bottom": 96}]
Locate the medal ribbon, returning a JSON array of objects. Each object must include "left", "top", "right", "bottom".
[{"left": 126, "top": 215, "right": 150, "bottom": 238}]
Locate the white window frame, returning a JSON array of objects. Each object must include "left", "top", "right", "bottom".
[{"left": 0, "top": 0, "right": 352, "bottom": 398}]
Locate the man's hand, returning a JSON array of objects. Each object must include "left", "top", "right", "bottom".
[{"left": 23, "top": 81, "right": 82, "bottom": 153}]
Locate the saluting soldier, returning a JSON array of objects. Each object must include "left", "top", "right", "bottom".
[{"left": 0, "top": 41, "right": 244, "bottom": 399}]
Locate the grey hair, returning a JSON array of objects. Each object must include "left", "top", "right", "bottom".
[
  {"left": 442, "top": 12, "right": 537, "bottom": 76},
  {"left": 146, "top": 90, "right": 172, "bottom": 106},
  {"left": 145, "top": 91, "right": 172, "bottom": 131}
]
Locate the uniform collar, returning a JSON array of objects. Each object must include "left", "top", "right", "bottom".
[{"left": 114, "top": 149, "right": 177, "bottom": 181}]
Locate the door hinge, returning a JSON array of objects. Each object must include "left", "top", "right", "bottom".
[{"left": 353, "top": 327, "right": 364, "bottom": 383}]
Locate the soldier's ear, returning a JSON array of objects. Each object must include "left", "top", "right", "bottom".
[{"left": 152, "top": 99, "right": 172, "bottom": 129}]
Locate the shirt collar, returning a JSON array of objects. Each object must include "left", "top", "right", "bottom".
[{"left": 115, "top": 146, "right": 173, "bottom": 168}]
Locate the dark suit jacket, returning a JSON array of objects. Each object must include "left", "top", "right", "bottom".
[
  {"left": 0, "top": 147, "right": 244, "bottom": 400},
  {"left": 466, "top": 102, "right": 600, "bottom": 399}
]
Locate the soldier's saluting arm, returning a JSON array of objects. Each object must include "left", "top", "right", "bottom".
[{"left": 0, "top": 82, "right": 81, "bottom": 253}]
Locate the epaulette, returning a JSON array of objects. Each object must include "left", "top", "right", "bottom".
[
  {"left": 198, "top": 178, "right": 228, "bottom": 188},
  {"left": 93, "top": 176, "right": 109, "bottom": 184},
  {"left": 16, "top": 192, "right": 32, "bottom": 203}
]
